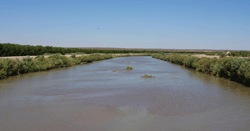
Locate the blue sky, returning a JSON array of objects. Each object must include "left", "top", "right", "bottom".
[{"left": 1, "top": 0, "right": 249, "bottom": 50}]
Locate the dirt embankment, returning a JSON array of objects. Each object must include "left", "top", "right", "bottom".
[
  {"left": 192, "top": 54, "right": 219, "bottom": 58},
  {"left": 191, "top": 54, "right": 249, "bottom": 59}
]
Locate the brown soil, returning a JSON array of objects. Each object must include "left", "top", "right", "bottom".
[{"left": 192, "top": 54, "right": 219, "bottom": 58}]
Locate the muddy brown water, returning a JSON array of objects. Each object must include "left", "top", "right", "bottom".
[{"left": 0, "top": 56, "right": 250, "bottom": 131}]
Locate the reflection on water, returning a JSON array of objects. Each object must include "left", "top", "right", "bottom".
[
  {"left": 188, "top": 68, "right": 250, "bottom": 101},
  {"left": 0, "top": 56, "right": 250, "bottom": 131}
]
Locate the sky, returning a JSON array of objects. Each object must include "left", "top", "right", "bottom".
[{"left": 0, "top": 0, "right": 249, "bottom": 50}]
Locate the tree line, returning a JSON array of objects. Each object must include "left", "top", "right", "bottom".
[
  {"left": 0, "top": 43, "right": 157, "bottom": 56},
  {"left": 0, "top": 43, "right": 208, "bottom": 56}
]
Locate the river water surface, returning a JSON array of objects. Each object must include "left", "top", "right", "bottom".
[{"left": 0, "top": 56, "right": 250, "bottom": 131}]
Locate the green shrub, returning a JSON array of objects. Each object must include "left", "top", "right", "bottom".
[
  {"left": 35, "top": 55, "right": 45, "bottom": 61},
  {"left": 0, "top": 60, "right": 7, "bottom": 78},
  {"left": 6, "top": 59, "right": 21, "bottom": 76},
  {"left": 71, "top": 54, "right": 76, "bottom": 58},
  {"left": 194, "top": 58, "right": 214, "bottom": 73},
  {"left": 238, "top": 61, "right": 250, "bottom": 81},
  {"left": 183, "top": 56, "right": 199, "bottom": 69},
  {"left": 219, "top": 53, "right": 226, "bottom": 58},
  {"left": 23, "top": 56, "right": 32, "bottom": 62}
]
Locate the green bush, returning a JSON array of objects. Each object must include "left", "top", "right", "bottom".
[
  {"left": 238, "top": 61, "right": 250, "bottom": 81},
  {"left": 0, "top": 60, "right": 7, "bottom": 78},
  {"left": 71, "top": 54, "right": 76, "bottom": 58},
  {"left": 219, "top": 53, "right": 226, "bottom": 58},
  {"left": 195, "top": 58, "right": 215, "bottom": 74},
  {"left": 6, "top": 59, "right": 20, "bottom": 76},
  {"left": 35, "top": 55, "right": 45, "bottom": 61},
  {"left": 183, "top": 56, "right": 199, "bottom": 69}
]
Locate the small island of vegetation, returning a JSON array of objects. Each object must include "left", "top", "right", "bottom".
[
  {"left": 126, "top": 66, "right": 133, "bottom": 70},
  {"left": 112, "top": 66, "right": 134, "bottom": 72},
  {"left": 141, "top": 74, "right": 155, "bottom": 78}
]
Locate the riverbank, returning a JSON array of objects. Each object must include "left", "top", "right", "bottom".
[
  {"left": 152, "top": 53, "right": 250, "bottom": 87},
  {"left": 0, "top": 53, "right": 149, "bottom": 79}
]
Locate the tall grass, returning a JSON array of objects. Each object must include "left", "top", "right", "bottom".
[{"left": 152, "top": 53, "right": 250, "bottom": 86}]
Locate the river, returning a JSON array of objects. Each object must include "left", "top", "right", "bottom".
[{"left": 0, "top": 56, "right": 250, "bottom": 131}]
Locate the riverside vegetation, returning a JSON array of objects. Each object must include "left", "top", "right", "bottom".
[
  {"left": 152, "top": 53, "right": 250, "bottom": 86},
  {"left": 0, "top": 53, "right": 147, "bottom": 79}
]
